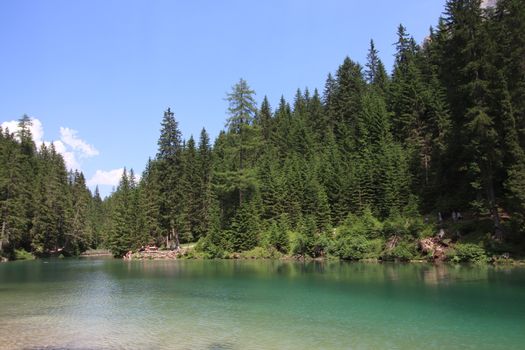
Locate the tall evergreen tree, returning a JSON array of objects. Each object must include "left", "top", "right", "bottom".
[
  {"left": 225, "top": 78, "right": 259, "bottom": 206},
  {"left": 365, "top": 39, "right": 389, "bottom": 93},
  {"left": 156, "top": 108, "right": 184, "bottom": 248}
]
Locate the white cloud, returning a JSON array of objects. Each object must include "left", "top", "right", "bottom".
[
  {"left": 59, "top": 127, "right": 99, "bottom": 157},
  {"left": 50, "top": 139, "right": 66, "bottom": 154},
  {"left": 1, "top": 117, "right": 44, "bottom": 144},
  {"left": 87, "top": 168, "right": 124, "bottom": 187},
  {"left": 1, "top": 117, "right": 97, "bottom": 171},
  {"left": 0, "top": 120, "right": 17, "bottom": 134}
]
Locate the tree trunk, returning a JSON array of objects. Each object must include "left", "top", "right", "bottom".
[
  {"left": 487, "top": 177, "right": 503, "bottom": 239},
  {"left": 0, "top": 220, "right": 5, "bottom": 253},
  {"left": 173, "top": 227, "right": 180, "bottom": 250},
  {"left": 424, "top": 154, "right": 429, "bottom": 185},
  {"left": 239, "top": 133, "right": 244, "bottom": 207},
  {"left": 239, "top": 189, "right": 243, "bottom": 207}
]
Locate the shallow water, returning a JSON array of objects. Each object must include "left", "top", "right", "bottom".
[{"left": 0, "top": 259, "right": 524, "bottom": 350}]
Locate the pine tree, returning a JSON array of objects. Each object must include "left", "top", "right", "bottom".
[
  {"left": 89, "top": 186, "right": 104, "bottom": 248},
  {"left": 323, "top": 73, "right": 338, "bottom": 135},
  {"left": 333, "top": 57, "right": 366, "bottom": 154},
  {"left": 137, "top": 159, "right": 161, "bottom": 245},
  {"left": 442, "top": 0, "right": 504, "bottom": 235},
  {"left": 230, "top": 200, "right": 260, "bottom": 252},
  {"left": 67, "top": 171, "right": 91, "bottom": 254},
  {"left": 365, "top": 39, "right": 389, "bottom": 94},
  {"left": 256, "top": 96, "right": 273, "bottom": 142},
  {"left": 107, "top": 168, "right": 136, "bottom": 257},
  {"left": 194, "top": 128, "right": 213, "bottom": 240},
  {"left": 271, "top": 96, "right": 293, "bottom": 159},
  {"left": 181, "top": 136, "right": 199, "bottom": 242},
  {"left": 156, "top": 107, "right": 184, "bottom": 248},
  {"left": 225, "top": 78, "right": 259, "bottom": 206}
]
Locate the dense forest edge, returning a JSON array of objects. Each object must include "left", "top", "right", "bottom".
[{"left": 2, "top": 0, "right": 525, "bottom": 264}]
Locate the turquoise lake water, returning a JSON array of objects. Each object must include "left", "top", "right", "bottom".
[{"left": 0, "top": 259, "right": 524, "bottom": 349}]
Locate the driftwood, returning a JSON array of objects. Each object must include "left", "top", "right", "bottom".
[
  {"left": 123, "top": 248, "right": 188, "bottom": 260},
  {"left": 419, "top": 237, "right": 449, "bottom": 261},
  {"left": 386, "top": 235, "right": 400, "bottom": 250}
]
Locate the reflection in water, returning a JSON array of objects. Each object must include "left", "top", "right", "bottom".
[
  {"left": 422, "top": 264, "right": 450, "bottom": 285},
  {"left": 0, "top": 259, "right": 524, "bottom": 350}
]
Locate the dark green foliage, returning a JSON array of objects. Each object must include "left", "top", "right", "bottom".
[
  {"left": 230, "top": 201, "right": 260, "bottom": 252},
  {"left": 156, "top": 108, "right": 185, "bottom": 248},
  {"left": 365, "top": 39, "right": 389, "bottom": 94},
  {"left": 382, "top": 214, "right": 434, "bottom": 239},
  {"left": 0, "top": 117, "right": 97, "bottom": 258},
  {"left": 107, "top": 168, "right": 138, "bottom": 257},
  {"left": 6, "top": 1, "right": 525, "bottom": 260},
  {"left": 381, "top": 240, "right": 418, "bottom": 262},
  {"left": 266, "top": 218, "right": 289, "bottom": 254},
  {"left": 447, "top": 243, "right": 487, "bottom": 263},
  {"left": 289, "top": 215, "right": 331, "bottom": 258},
  {"left": 89, "top": 186, "right": 104, "bottom": 248},
  {"left": 331, "top": 234, "right": 380, "bottom": 260}
]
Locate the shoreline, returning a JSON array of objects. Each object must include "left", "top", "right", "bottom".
[
  {"left": 79, "top": 249, "right": 112, "bottom": 257},
  {"left": 122, "top": 249, "right": 525, "bottom": 266},
  {"left": 2, "top": 254, "right": 524, "bottom": 266}
]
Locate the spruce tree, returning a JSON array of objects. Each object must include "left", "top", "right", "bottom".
[
  {"left": 156, "top": 107, "right": 184, "bottom": 248},
  {"left": 365, "top": 39, "right": 389, "bottom": 93}
]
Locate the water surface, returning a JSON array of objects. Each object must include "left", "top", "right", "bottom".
[{"left": 1, "top": 259, "right": 524, "bottom": 349}]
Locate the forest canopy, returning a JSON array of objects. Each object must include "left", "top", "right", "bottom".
[{"left": 1, "top": 0, "right": 524, "bottom": 261}]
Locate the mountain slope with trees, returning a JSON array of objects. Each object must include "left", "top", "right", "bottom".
[{"left": 2, "top": 0, "right": 524, "bottom": 262}]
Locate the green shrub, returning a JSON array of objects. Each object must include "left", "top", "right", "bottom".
[
  {"left": 314, "top": 232, "right": 333, "bottom": 257},
  {"left": 194, "top": 236, "right": 225, "bottom": 259},
  {"left": 448, "top": 243, "right": 487, "bottom": 263},
  {"left": 340, "top": 209, "right": 383, "bottom": 238},
  {"left": 183, "top": 250, "right": 211, "bottom": 259},
  {"left": 383, "top": 215, "right": 434, "bottom": 238},
  {"left": 331, "top": 234, "right": 371, "bottom": 260},
  {"left": 240, "top": 246, "right": 282, "bottom": 259},
  {"left": 14, "top": 249, "right": 35, "bottom": 260},
  {"left": 266, "top": 221, "right": 290, "bottom": 254},
  {"left": 382, "top": 241, "right": 417, "bottom": 261},
  {"left": 290, "top": 230, "right": 312, "bottom": 257}
]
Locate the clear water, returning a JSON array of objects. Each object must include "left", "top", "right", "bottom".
[{"left": 0, "top": 259, "right": 524, "bottom": 350}]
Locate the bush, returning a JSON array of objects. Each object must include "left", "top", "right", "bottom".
[
  {"left": 447, "top": 243, "right": 487, "bottom": 263},
  {"left": 290, "top": 230, "right": 313, "bottom": 257},
  {"left": 265, "top": 221, "right": 289, "bottom": 254},
  {"left": 14, "top": 249, "right": 35, "bottom": 260},
  {"left": 383, "top": 215, "right": 434, "bottom": 238},
  {"left": 340, "top": 209, "right": 383, "bottom": 238},
  {"left": 382, "top": 240, "right": 417, "bottom": 261},
  {"left": 183, "top": 250, "right": 212, "bottom": 259},
  {"left": 331, "top": 234, "right": 375, "bottom": 260},
  {"left": 290, "top": 226, "right": 332, "bottom": 258},
  {"left": 240, "top": 246, "right": 282, "bottom": 259},
  {"left": 194, "top": 236, "right": 225, "bottom": 259}
]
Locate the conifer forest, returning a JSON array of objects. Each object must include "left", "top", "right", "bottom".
[{"left": 1, "top": 0, "right": 525, "bottom": 262}]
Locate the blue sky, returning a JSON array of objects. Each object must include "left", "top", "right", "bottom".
[{"left": 0, "top": 0, "right": 446, "bottom": 196}]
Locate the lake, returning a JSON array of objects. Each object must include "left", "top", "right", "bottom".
[{"left": 0, "top": 259, "right": 524, "bottom": 350}]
